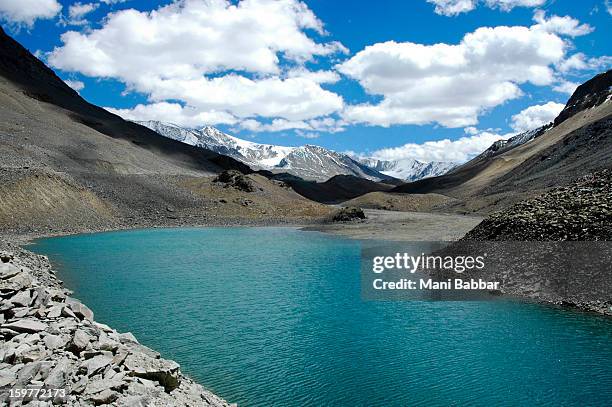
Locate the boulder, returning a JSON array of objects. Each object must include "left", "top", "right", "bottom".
[
  {"left": 46, "top": 304, "right": 63, "bottom": 318},
  {"left": 2, "top": 319, "right": 47, "bottom": 333},
  {"left": 81, "top": 354, "right": 113, "bottom": 377},
  {"left": 331, "top": 206, "right": 367, "bottom": 222},
  {"left": 214, "top": 170, "right": 255, "bottom": 192},
  {"left": 66, "top": 297, "right": 94, "bottom": 321},
  {"left": 123, "top": 353, "right": 181, "bottom": 391},
  {"left": 44, "top": 358, "right": 71, "bottom": 388},
  {"left": 43, "top": 333, "right": 68, "bottom": 350},
  {"left": 0, "top": 262, "right": 21, "bottom": 279},
  {"left": 88, "top": 389, "right": 119, "bottom": 405},
  {"left": 98, "top": 332, "right": 119, "bottom": 352},
  {"left": 69, "top": 329, "right": 91, "bottom": 354},
  {"left": 10, "top": 290, "right": 32, "bottom": 307}
]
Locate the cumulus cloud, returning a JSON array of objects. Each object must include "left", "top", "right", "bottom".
[
  {"left": 107, "top": 75, "right": 343, "bottom": 123},
  {"left": 532, "top": 10, "right": 593, "bottom": 37},
  {"left": 105, "top": 102, "right": 238, "bottom": 128},
  {"left": 65, "top": 2, "right": 98, "bottom": 26},
  {"left": 237, "top": 116, "right": 344, "bottom": 133},
  {"left": 64, "top": 79, "right": 85, "bottom": 92},
  {"left": 556, "top": 53, "right": 612, "bottom": 73},
  {"left": 337, "top": 22, "right": 572, "bottom": 128},
  {"left": 0, "top": 0, "right": 61, "bottom": 26},
  {"left": 427, "top": 0, "right": 545, "bottom": 16},
  {"left": 427, "top": 0, "right": 476, "bottom": 16},
  {"left": 552, "top": 80, "right": 579, "bottom": 95},
  {"left": 49, "top": 0, "right": 347, "bottom": 127},
  {"left": 369, "top": 130, "right": 515, "bottom": 163},
  {"left": 510, "top": 102, "right": 564, "bottom": 132}
]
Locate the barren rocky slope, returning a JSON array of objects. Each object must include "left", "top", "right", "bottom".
[
  {"left": 463, "top": 169, "right": 612, "bottom": 241},
  {"left": 0, "top": 27, "right": 337, "bottom": 235}
]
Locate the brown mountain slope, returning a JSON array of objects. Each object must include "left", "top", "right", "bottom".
[
  {"left": 0, "top": 27, "right": 333, "bottom": 233},
  {"left": 392, "top": 70, "right": 612, "bottom": 214}
]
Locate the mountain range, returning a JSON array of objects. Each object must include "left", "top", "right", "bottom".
[
  {"left": 137, "top": 120, "right": 455, "bottom": 183},
  {"left": 0, "top": 24, "right": 609, "bottom": 231}
]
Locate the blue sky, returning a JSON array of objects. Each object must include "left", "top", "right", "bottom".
[{"left": 1, "top": 0, "right": 610, "bottom": 162}]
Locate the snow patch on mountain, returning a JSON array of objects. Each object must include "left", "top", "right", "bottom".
[{"left": 358, "top": 158, "right": 457, "bottom": 181}]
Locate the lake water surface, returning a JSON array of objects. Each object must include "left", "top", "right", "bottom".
[{"left": 31, "top": 227, "right": 612, "bottom": 406}]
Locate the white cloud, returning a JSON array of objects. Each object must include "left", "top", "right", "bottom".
[
  {"left": 66, "top": 2, "right": 98, "bottom": 26},
  {"left": 556, "top": 53, "right": 612, "bottom": 73},
  {"left": 237, "top": 116, "right": 344, "bottom": 133},
  {"left": 0, "top": 0, "right": 61, "bottom": 26},
  {"left": 552, "top": 80, "right": 579, "bottom": 95},
  {"left": 105, "top": 102, "right": 238, "bottom": 128},
  {"left": 370, "top": 130, "right": 515, "bottom": 163},
  {"left": 510, "top": 101, "right": 564, "bottom": 132},
  {"left": 118, "top": 75, "right": 343, "bottom": 121},
  {"left": 532, "top": 10, "right": 593, "bottom": 37},
  {"left": 338, "top": 23, "right": 570, "bottom": 128},
  {"left": 295, "top": 130, "right": 320, "bottom": 139},
  {"left": 64, "top": 79, "right": 85, "bottom": 91},
  {"left": 49, "top": 0, "right": 346, "bottom": 126},
  {"left": 427, "top": 0, "right": 545, "bottom": 16},
  {"left": 49, "top": 0, "right": 346, "bottom": 75},
  {"left": 427, "top": 0, "right": 476, "bottom": 16},
  {"left": 606, "top": 0, "right": 612, "bottom": 16}
]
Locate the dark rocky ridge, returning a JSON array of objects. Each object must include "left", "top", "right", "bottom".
[
  {"left": 554, "top": 69, "right": 612, "bottom": 126},
  {"left": 0, "top": 27, "right": 251, "bottom": 176}
]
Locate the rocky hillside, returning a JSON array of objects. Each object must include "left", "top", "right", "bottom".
[
  {"left": 392, "top": 70, "right": 612, "bottom": 214},
  {"left": 0, "top": 27, "right": 341, "bottom": 234},
  {"left": 463, "top": 169, "right": 612, "bottom": 241},
  {"left": 0, "top": 243, "right": 231, "bottom": 406}
]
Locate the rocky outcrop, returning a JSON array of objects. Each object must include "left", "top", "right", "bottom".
[
  {"left": 463, "top": 169, "right": 612, "bottom": 241},
  {"left": 554, "top": 69, "right": 612, "bottom": 126},
  {"left": 214, "top": 170, "right": 256, "bottom": 192},
  {"left": 0, "top": 243, "right": 232, "bottom": 406},
  {"left": 330, "top": 207, "right": 366, "bottom": 222}
]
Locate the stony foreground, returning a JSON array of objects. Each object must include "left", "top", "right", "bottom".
[{"left": 0, "top": 242, "right": 232, "bottom": 406}]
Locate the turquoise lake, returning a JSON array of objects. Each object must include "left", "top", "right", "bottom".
[{"left": 31, "top": 227, "right": 612, "bottom": 406}]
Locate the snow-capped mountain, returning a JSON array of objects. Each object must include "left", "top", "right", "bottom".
[
  {"left": 137, "top": 121, "right": 392, "bottom": 182},
  {"left": 358, "top": 158, "right": 457, "bottom": 182},
  {"left": 474, "top": 123, "right": 552, "bottom": 161}
]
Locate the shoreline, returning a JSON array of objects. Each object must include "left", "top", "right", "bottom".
[{"left": 0, "top": 240, "right": 234, "bottom": 406}]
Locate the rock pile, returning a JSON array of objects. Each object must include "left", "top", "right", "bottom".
[
  {"left": 0, "top": 246, "right": 231, "bottom": 406},
  {"left": 330, "top": 207, "right": 367, "bottom": 222},
  {"left": 464, "top": 169, "right": 612, "bottom": 241},
  {"left": 213, "top": 170, "right": 255, "bottom": 192}
]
